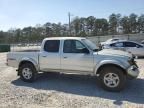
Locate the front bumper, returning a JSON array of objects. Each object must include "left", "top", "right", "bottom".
[{"left": 127, "top": 65, "right": 139, "bottom": 78}]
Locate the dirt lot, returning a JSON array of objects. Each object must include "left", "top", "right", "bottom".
[{"left": 0, "top": 53, "right": 144, "bottom": 108}]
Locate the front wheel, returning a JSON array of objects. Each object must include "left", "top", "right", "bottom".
[
  {"left": 99, "top": 66, "right": 126, "bottom": 92},
  {"left": 19, "top": 63, "right": 37, "bottom": 82}
]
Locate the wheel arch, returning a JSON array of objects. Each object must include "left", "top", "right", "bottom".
[
  {"left": 95, "top": 63, "right": 127, "bottom": 75},
  {"left": 18, "top": 59, "right": 38, "bottom": 75}
]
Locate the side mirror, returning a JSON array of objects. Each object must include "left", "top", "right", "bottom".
[
  {"left": 82, "top": 48, "right": 89, "bottom": 54},
  {"left": 136, "top": 45, "right": 140, "bottom": 48}
]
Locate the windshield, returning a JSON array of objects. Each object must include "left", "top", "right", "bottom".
[{"left": 82, "top": 39, "right": 98, "bottom": 51}]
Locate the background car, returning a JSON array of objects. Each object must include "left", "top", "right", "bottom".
[
  {"left": 103, "top": 40, "right": 144, "bottom": 57},
  {"left": 100, "top": 38, "right": 126, "bottom": 49},
  {"left": 141, "top": 40, "right": 144, "bottom": 44},
  {"left": 100, "top": 38, "right": 125, "bottom": 45}
]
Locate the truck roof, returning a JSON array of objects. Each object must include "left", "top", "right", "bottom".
[{"left": 43, "top": 37, "right": 86, "bottom": 40}]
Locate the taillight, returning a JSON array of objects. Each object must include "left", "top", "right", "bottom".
[{"left": 6, "top": 59, "right": 8, "bottom": 65}]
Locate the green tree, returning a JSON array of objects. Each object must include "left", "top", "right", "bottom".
[
  {"left": 15, "top": 29, "right": 21, "bottom": 43},
  {"left": 44, "top": 22, "right": 53, "bottom": 37},
  {"left": 0, "top": 31, "right": 4, "bottom": 43},
  {"left": 120, "top": 16, "right": 131, "bottom": 34},
  {"left": 71, "top": 17, "right": 87, "bottom": 36},
  {"left": 138, "top": 14, "right": 144, "bottom": 33},
  {"left": 61, "top": 24, "right": 69, "bottom": 36},
  {"left": 94, "top": 18, "right": 109, "bottom": 35},
  {"left": 86, "top": 16, "right": 96, "bottom": 35},
  {"left": 109, "top": 13, "right": 121, "bottom": 34},
  {"left": 22, "top": 27, "right": 32, "bottom": 43},
  {"left": 71, "top": 17, "right": 81, "bottom": 36},
  {"left": 129, "top": 13, "right": 138, "bottom": 33}
]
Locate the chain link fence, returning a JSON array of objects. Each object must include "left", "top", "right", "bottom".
[
  {"left": 87, "top": 33, "right": 144, "bottom": 45},
  {"left": 0, "top": 33, "right": 144, "bottom": 52},
  {"left": 10, "top": 43, "right": 41, "bottom": 52}
]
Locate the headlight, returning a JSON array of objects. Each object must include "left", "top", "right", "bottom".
[
  {"left": 128, "top": 58, "right": 138, "bottom": 67},
  {"left": 128, "top": 59, "right": 133, "bottom": 65}
]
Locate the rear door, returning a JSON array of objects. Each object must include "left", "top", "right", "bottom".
[
  {"left": 61, "top": 39, "right": 94, "bottom": 73},
  {"left": 39, "top": 40, "right": 61, "bottom": 71},
  {"left": 124, "top": 42, "right": 144, "bottom": 56}
]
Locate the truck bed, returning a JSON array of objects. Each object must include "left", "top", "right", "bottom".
[
  {"left": 15, "top": 49, "right": 40, "bottom": 52},
  {"left": 10, "top": 45, "right": 41, "bottom": 52},
  {"left": 7, "top": 51, "right": 39, "bottom": 68}
]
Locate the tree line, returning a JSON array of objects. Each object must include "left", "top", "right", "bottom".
[{"left": 0, "top": 13, "right": 144, "bottom": 44}]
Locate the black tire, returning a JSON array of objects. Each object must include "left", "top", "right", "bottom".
[
  {"left": 99, "top": 66, "right": 126, "bottom": 92},
  {"left": 19, "top": 63, "right": 37, "bottom": 82}
]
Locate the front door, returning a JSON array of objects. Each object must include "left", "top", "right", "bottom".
[{"left": 61, "top": 39, "right": 94, "bottom": 73}]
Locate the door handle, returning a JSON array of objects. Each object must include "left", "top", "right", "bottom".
[
  {"left": 63, "top": 56, "right": 68, "bottom": 59},
  {"left": 42, "top": 55, "right": 47, "bottom": 57}
]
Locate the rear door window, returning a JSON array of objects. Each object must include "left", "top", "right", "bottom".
[
  {"left": 124, "top": 42, "right": 143, "bottom": 48},
  {"left": 124, "top": 42, "right": 137, "bottom": 47},
  {"left": 44, "top": 40, "right": 60, "bottom": 52}
]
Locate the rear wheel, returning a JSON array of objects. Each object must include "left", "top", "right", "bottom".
[
  {"left": 19, "top": 63, "right": 37, "bottom": 82},
  {"left": 99, "top": 66, "right": 126, "bottom": 92}
]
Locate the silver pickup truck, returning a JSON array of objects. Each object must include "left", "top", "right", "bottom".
[{"left": 7, "top": 37, "right": 139, "bottom": 91}]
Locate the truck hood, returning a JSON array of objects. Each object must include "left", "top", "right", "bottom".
[{"left": 97, "top": 49, "right": 132, "bottom": 58}]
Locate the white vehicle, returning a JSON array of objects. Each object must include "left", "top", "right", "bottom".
[
  {"left": 100, "top": 38, "right": 123, "bottom": 46},
  {"left": 103, "top": 40, "right": 144, "bottom": 57},
  {"left": 141, "top": 40, "right": 144, "bottom": 44},
  {"left": 7, "top": 37, "right": 139, "bottom": 91}
]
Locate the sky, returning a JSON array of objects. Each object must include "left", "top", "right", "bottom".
[{"left": 0, "top": 0, "right": 144, "bottom": 31}]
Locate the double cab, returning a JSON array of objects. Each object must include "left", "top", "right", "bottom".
[{"left": 7, "top": 37, "right": 139, "bottom": 91}]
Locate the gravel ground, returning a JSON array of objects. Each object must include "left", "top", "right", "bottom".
[{"left": 0, "top": 53, "right": 144, "bottom": 108}]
